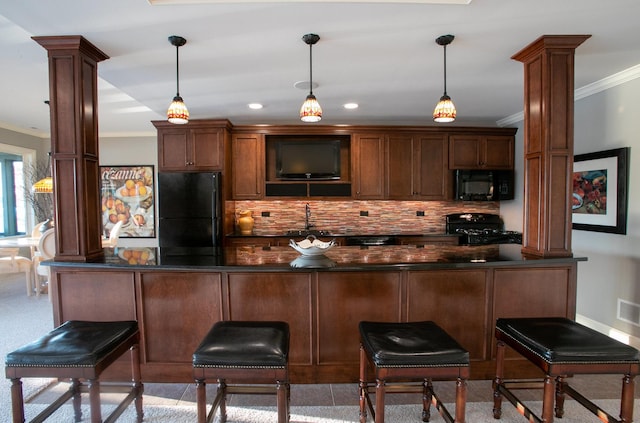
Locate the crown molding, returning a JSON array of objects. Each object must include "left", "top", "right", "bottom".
[{"left": 497, "top": 64, "right": 640, "bottom": 127}]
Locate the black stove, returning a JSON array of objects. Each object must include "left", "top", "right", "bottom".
[{"left": 446, "top": 213, "right": 522, "bottom": 245}]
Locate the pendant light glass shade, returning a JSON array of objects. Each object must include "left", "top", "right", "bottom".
[
  {"left": 300, "top": 33, "right": 322, "bottom": 122},
  {"left": 300, "top": 94, "right": 322, "bottom": 123},
  {"left": 32, "top": 176, "right": 53, "bottom": 193},
  {"left": 433, "top": 34, "right": 456, "bottom": 123},
  {"left": 167, "top": 95, "right": 189, "bottom": 124},
  {"left": 433, "top": 95, "right": 456, "bottom": 123},
  {"left": 167, "top": 35, "right": 189, "bottom": 124}
]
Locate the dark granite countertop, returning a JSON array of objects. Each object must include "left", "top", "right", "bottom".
[{"left": 46, "top": 243, "right": 586, "bottom": 271}]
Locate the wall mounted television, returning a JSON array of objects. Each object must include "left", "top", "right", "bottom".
[{"left": 275, "top": 139, "right": 341, "bottom": 180}]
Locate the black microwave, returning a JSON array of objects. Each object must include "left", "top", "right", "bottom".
[{"left": 454, "top": 169, "right": 514, "bottom": 201}]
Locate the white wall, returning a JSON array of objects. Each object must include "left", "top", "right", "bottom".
[{"left": 572, "top": 76, "right": 640, "bottom": 338}]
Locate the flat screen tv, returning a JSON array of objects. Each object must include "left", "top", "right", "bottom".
[{"left": 276, "top": 140, "right": 341, "bottom": 180}]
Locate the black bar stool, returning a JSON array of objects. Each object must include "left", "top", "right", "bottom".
[
  {"left": 5, "top": 320, "right": 143, "bottom": 423},
  {"left": 493, "top": 317, "right": 640, "bottom": 423},
  {"left": 193, "top": 320, "right": 290, "bottom": 423},
  {"left": 359, "top": 320, "right": 469, "bottom": 423}
]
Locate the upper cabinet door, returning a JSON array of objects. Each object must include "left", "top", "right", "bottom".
[
  {"left": 385, "top": 134, "right": 414, "bottom": 199},
  {"left": 385, "top": 133, "right": 450, "bottom": 200},
  {"left": 157, "top": 127, "right": 225, "bottom": 172},
  {"left": 352, "top": 133, "right": 385, "bottom": 199},
  {"left": 449, "top": 135, "right": 514, "bottom": 170},
  {"left": 191, "top": 129, "right": 225, "bottom": 170},
  {"left": 158, "top": 129, "right": 190, "bottom": 171},
  {"left": 232, "top": 133, "right": 264, "bottom": 199},
  {"left": 413, "top": 134, "right": 450, "bottom": 200}
]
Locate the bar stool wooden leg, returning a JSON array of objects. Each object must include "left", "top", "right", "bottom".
[
  {"left": 555, "top": 377, "right": 566, "bottom": 418},
  {"left": 277, "top": 380, "right": 288, "bottom": 423},
  {"left": 455, "top": 377, "right": 467, "bottom": 423},
  {"left": 492, "top": 340, "right": 505, "bottom": 419},
  {"left": 621, "top": 374, "right": 635, "bottom": 422},
  {"left": 375, "top": 378, "right": 385, "bottom": 423},
  {"left": 196, "top": 379, "right": 206, "bottom": 423},
  {"left": 71, "top": 378, "right": 82, "bottom": 422},
  {"left": 10, "top": 378, "right": 24, "bottom": 423},
  {"left": 422, "top": 379, "right": 431, "bottom": 422},
  {"left": 542, "top": 375, "right": 555, "bottom": 422},
  {"left": 131, "top": 343, "right": 143, "bottom": 423},
  {"left": 218, "top": 379, "right": 228, "bottom": 423},
  {"left": 88, "top": 379, "right": 101, "bottom": 423},
  {"left": 359, "top": 344, "right": 368, "bottom": 423}
]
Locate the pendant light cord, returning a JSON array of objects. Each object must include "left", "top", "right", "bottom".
[
  {"left": 175, "top": 44, "right": 180, "bottom": 97},
  {"left": 442, "top": 44, "right": 448, "bottom": 96},
  {"left": 309, "top": 43, "right": 314, "bottom": 96}
]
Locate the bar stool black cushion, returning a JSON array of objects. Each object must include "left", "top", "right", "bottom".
[
  {"left": 5, "top": 320, "right": 143, "bottom": 423},
  {"left": 359, "top": 321, "right": 469, "bottom": 423},
  {"left": 493, "top": 317, "right": 640, "bottom": 423},
  {"left": 193, "top": 320, "right": 290, "bottom": 423},
  {"left": 360, "top": 320, "right": 469, "bottom": 367},
  {"left": 193, "top": 320, "right": 289, "bottom": 368},
  {"left": 496, "top": 317, "right": 640, "bottom": 364},
  {"left": 6, "top": 320, "right": 139, "bottom": 368}
]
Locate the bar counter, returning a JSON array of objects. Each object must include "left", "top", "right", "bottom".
[
  {"left": 46, "top": 244, "right": 586, "bottom": 384},
  {"left": 50, "top": 243, "right": 583, "bottom": 270}
]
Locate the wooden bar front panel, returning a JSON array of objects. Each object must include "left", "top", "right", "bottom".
[
  {"left": 226, "top": 272, "right": 313, "bottom": 368},
  {"left": 406, "top": 269, "right": 490, "bottom": 360},
  {"left": 316, "top": 271, "right": 402, "bottom": 367},
  {"left": 48, "top": 261, "right": 578, "bottom": 383}
]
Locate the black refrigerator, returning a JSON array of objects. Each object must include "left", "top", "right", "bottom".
[{"left": 158, "top": 172, "right": 222, "bottom": 257}]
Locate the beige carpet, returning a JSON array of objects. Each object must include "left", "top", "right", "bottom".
[{"left": 19, "top": 399, "right": 639, "bottom": 422}]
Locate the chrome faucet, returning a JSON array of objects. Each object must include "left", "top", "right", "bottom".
[{"left": 305, "top": 203, "right": 314, "bottom": 230}]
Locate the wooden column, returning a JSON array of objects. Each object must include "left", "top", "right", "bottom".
[
  {"left": 512, "top": 35, "right": 590, "bottom": 258},
  {"left": 33, "top": 36, "right": 109, "bottom": 262}
]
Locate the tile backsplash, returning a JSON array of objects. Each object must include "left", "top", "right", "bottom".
[{"left": 228, "top": 200, "right": 501, "bottom": 235}]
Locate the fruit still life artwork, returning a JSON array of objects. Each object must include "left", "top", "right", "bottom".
[
  {"left": 572, "top": 169, "right": 607, "bottom": 215},
  {"left": 100, "top": 166, "right": 155, "bottom": 238}
]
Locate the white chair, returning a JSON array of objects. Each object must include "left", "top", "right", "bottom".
[
  {"left": 32, "top": 228, "right": 55, "bottom": 298},
  {"left": 0, "top": 247, "right": 33, "bottom": 296},
  {"left": 102, "top": 219, "right": 124, "bottom": 248},
  {"left": 29, "top": 220, "right": 48, "bottom": 258}
]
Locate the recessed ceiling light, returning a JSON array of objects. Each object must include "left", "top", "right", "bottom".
[
  {"left": 248, "top": 103, "right": 263, "bottom": 110},
  {"left": 343, "top": 103, "right": 358, "bottom": 110}
]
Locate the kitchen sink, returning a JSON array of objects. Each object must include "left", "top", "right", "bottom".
[{"left": 285, "top": 229, "right": 333, "bottom": 237}]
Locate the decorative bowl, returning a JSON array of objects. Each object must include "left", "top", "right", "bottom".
[{"left": 289, "top": 236, "right": 337, "bottom": 256}]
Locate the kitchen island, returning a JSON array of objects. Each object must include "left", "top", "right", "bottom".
[{"left": 46, "top": 244, "right": 585, "bottom": 383}]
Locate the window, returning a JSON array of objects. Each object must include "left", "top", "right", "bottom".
[{"left": 0, "top": 152, "right": 26, "bottom": 237}]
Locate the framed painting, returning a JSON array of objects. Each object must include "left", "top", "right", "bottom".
[
  {"left": 100, "top": 165, "right": 155, "bottom": 238},
  {"left": 572, "top": 147, "right": 629, "bottom": 234}
]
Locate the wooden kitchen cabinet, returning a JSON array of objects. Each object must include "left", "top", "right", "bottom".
[
  {"left": 154, "top": 120, "right": 230, "bottom": 172},
  {"left": 386, "top": 133, "right": 450, "bottom": 200},
  {"left": 449, "top": 134, "right": 514, "bottom": 169},
  {"left": 232, "top": 133, "right": 264, "bottom": 199},
  {"left": 352, "top": 133, "right": 385, "bottom": 199}
]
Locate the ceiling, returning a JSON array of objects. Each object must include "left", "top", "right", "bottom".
[{"left": 1, "top": 0, "right": 640, "bottom": 138}]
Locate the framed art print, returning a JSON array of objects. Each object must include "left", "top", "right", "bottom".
[
  {"left": 572, "top": 147, "right": 629, "bottom": 234},
  {"left": 100, "top": 165, "right": 155, "bottom": 238}
]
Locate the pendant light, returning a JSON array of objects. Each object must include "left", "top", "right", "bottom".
[
  {"left": 167, "top": 35, "right": 189, "bottom": 124},
  {"left": 300, "top": 33, "right": 322, "bottom": 123},
  {"left": 32, "top": 151, "right": 53, "bottom": 194},
  {"left": 433, "top": 34, "right": 456, "bottom": 123}
]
